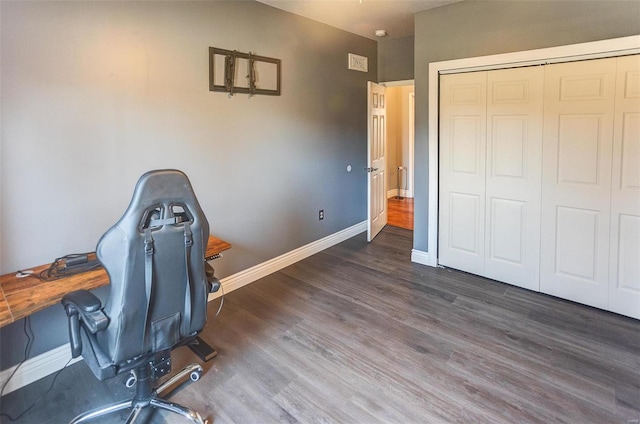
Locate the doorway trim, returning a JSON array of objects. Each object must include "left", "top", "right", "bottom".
[
  {"left": 408, "top": 92, "right": 415, "bottom": 198},
  {"left": 383, "top": 79, "right": 414, "bottom": 87},
  {"left": 424, "top": 35, "right": 640, "bottom": 267}
]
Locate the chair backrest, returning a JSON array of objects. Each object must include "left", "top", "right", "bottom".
[{"left": 96, "top": 170, "right": 210, "bottom": 364}]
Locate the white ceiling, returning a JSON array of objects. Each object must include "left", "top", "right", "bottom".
[{"left": 256, "top": 0, "right": 462, "bottom": 40}]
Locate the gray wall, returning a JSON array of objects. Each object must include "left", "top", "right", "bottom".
[
  {"left": 413, "top": 0, "right": 640, "bottom": 252},
  {"left": 0, "top": 1, "right": 376, "bottom": 368},
  {"left": 378, "top": 35, "right": 414, "bottom": 82}
]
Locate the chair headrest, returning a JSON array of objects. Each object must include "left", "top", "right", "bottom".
[{"left": 113, "top": 169, "right": 206, "bottom": 234}]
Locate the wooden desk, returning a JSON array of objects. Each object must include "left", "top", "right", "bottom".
[{"left": 0, "top": 236, "right": 231, "bottom": 328}]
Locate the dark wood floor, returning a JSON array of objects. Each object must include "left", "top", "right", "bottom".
[
  {"left": 387, "top": 197, "right": 413, "bottom": 231},
  {"left": 3, "top": 227, "right": 639, "bottom": 423}
]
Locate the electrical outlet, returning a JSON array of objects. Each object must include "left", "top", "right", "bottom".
[{"left": 319, "top": 210, "right": 324, "bottom": 220}]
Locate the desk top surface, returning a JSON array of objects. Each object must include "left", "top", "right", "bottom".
[{"left": 0, "top": 235, "right": 231, "bottom": 328}]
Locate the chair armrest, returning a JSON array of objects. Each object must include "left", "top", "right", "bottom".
[
  {"left": 62, "top": 290, "right": 102, "bottom": 312},
  {"left": 61, "top": 290, "right": 109, "bottom": 358},
  {"left": 205, "top": 262, "right": 221, "bottom": 293}
]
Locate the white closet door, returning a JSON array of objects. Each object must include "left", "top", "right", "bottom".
[
  {"left": 540, "top": 58, "right": 617, "bottom": 309},
  {"left": 439, "top": 71, "right": 487, "bottom": 275},
  {"left": 484, "top": 67, "right": 544, "bottom": 291},
  {"left": 609, "top": 55, "right": 640, "bottom": 319}
]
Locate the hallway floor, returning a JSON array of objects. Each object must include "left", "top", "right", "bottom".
[{"left": 387, "top": 196, "right": 413, "bottom": 230}]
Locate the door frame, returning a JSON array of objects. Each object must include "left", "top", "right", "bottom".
[
  {"left": 421, "top": 35, "right": 640, "bottom": 267},
  {"left": 408, "top": 92, "right": 415, "bottom": 198}
]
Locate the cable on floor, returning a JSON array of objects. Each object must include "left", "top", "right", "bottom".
[{"left": 0, "top": 317, "right": 72, "bottom": 422}]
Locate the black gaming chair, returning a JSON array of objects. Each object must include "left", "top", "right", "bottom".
[{"left": 61, "top": 169, "right": 217, "bottom": 423}]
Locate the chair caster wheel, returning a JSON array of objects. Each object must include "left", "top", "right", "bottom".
[
  {"left": 190, "top": 370, "right": 202, "bottom": 382},
  {"left": 125, "top": 371, "right": 137, "bottom": 388}
]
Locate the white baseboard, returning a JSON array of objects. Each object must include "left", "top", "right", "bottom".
[
  {"left": 411, "top": 249, "right": 436, "bottom": 267},
  {"left": 210, "top": 220, "right": 366, "bottom": 300},
  {"left": 0, "top": 344, "right": 82, "bottom": 395},
  {"left": 387, "top": 189, "right": 413, "bottom": 199},
  {"left": 0, "top": 221, "right": 367, "bottom": 396},
  {"left": 399, "top": 189, "right": 412, "bottom": 198}
]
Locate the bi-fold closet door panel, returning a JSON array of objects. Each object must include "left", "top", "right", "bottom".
[
  {"left": 485, "top": 68, "right": 544, "bottom": 291},
  {"left": 540, "top": 58, "right": 616, "bottom": 310},
  {"left": 439, "top": 71, "right": 487, "bottom": 277},
  {"left": 439, "top": 66, "right": 544, "bottom": 291}
]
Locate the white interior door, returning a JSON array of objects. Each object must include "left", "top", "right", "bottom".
[
  {"left": 438, "top": 71, "right": 487, "bottom": 275},
  {"left": 484, "top": 66, "right": 544, "bottom": 291},
  {"left": 540, "top": 58, "right": 617, "bottom": 309},
  {"left": 609, "top": 54, "right": 640, "bottom": 319},
  {"left": 367, "top": 81, "right": 387, "bottom": 242}
]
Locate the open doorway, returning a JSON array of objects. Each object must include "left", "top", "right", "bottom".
[{"left": 383, "top": 81, "right": 414, "bottom": 231}]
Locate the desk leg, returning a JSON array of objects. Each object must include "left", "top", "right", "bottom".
[{"left": 188, "top": 336, "right": 218, "bottom": 362}]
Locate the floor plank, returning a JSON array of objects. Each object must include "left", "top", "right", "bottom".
[{"left": 2, "top": 227, "right": 639, "bottom": 423}]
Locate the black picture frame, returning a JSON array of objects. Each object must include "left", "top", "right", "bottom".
[{"left": 209, "top": 47, "right": 281, "bottom": 96}]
